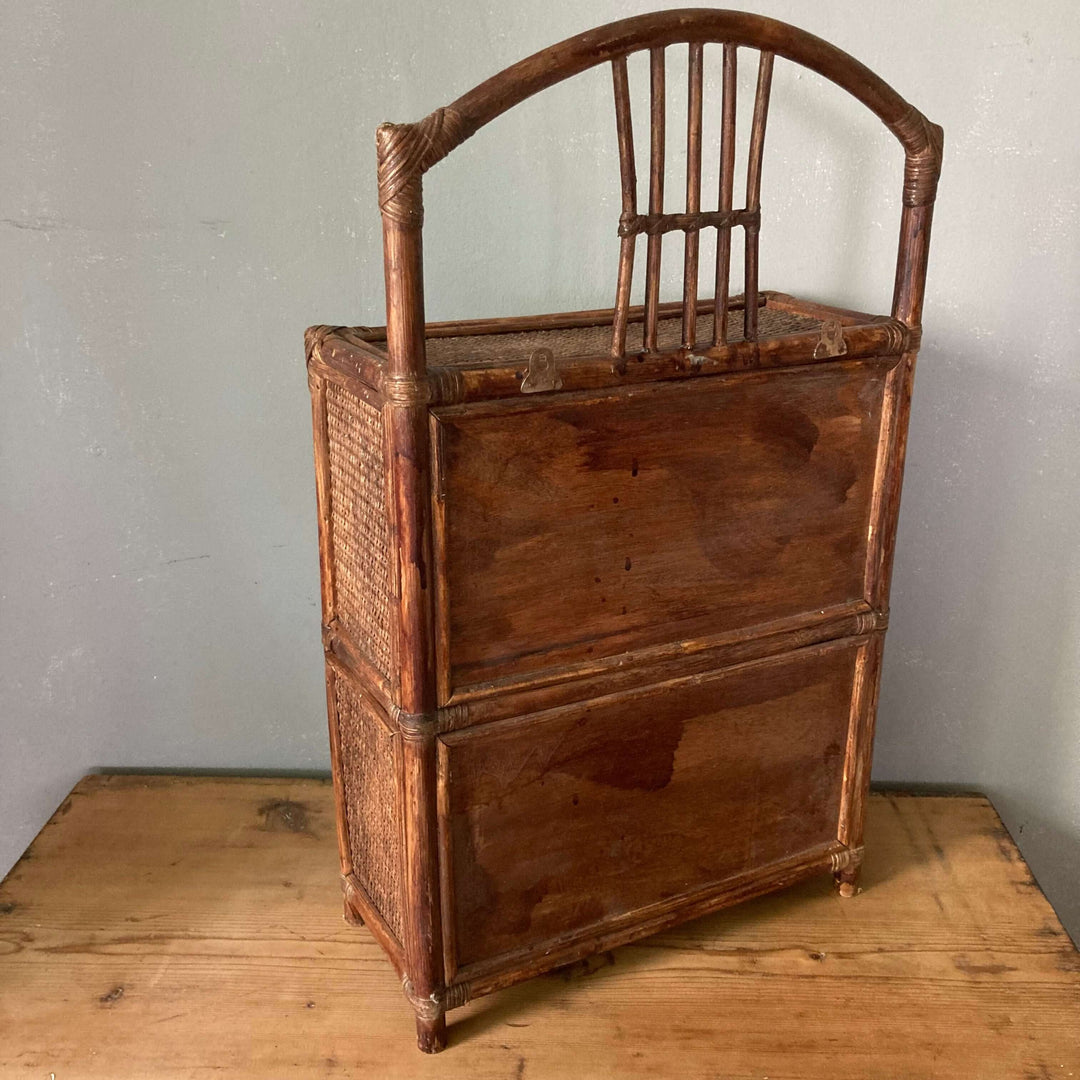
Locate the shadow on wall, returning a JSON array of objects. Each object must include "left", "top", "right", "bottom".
[{"left": 875, "top": 325, "right": 1080, "bottom": 945}]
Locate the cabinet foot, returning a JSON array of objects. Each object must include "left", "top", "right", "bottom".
[
  {"left": 415, "top": 1011, "right": 447, "bottom": 1053},
  {"left": 834, "top": 865, "right": 861, "bottom": 898}
]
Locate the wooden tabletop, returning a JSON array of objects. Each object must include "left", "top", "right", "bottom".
[{"left": 1, "top": 776, "right": 1077, "bottom": 1079}]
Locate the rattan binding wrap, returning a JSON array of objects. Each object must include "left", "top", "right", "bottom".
[
  {"left": 325, "top": 383, "right": 393, "bottom": 677},
  {"left": 334, "top": 676, "right": 404, "bottom": 941},
  {"left": 421, "top": 306, "right": 821, "bottom": 366}
]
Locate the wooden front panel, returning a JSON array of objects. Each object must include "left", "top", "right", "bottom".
[
  {"left": 438, "top": 641, "right": 860, "bottom": 977},
  {"left": 433, "top": 359, "right": 889, "bottom": 697}
]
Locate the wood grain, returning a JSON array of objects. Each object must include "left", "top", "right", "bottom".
[
  {"left": 308, "top": 296, "right": 912, "bottom": 408},
  {"left": 433, "top": 360, "right": 888, "bottom": 695},
  {"left": 2, "top": 776, "right": 1077, "bottom": 1078},
  {"left": 439, "top": 641, "right": 858, "bottom": 976}
]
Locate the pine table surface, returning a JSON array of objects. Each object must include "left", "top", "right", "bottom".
[{"left": 1, "top": 774, "right": 1077, "bottom": 1079}]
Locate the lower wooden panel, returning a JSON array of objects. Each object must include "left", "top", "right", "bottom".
[{"left": 437, "top": 640, "right": 862, "bottom": 981}]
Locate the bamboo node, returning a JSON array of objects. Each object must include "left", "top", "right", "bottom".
[
  {"left": 382, "top": 373, "right": 432, "bottom": 407},
  {"left": 443, "top": 982, "right": 471, "bottom": 1011},
  {"left": 305, "top": 324, "right": 345, "bottom": 365},
  {"left": 830, "top": 846, "right": 865, "bottom": 873},
  {"left": 401, "top": 977, "right": 443, "bottom": 1022},
  {"left": 390, "top": 706, "right": 434, "bottom": 739},
  {"left": 427, "top": 366, "right": 465, "bottom": 405},
  {"left": 437, "top": 704, "right": 470, "bottom": 733},
  {"left": 377, "top": 107, "right": 473, "bottom": 225},
  {"left": 401, "top": 977, "right": 471, "bottom": 1019},
  {"left": 872, "top": 317, "right": 909, "bottom": 355},
  {"left": 893, "top": 105, "right": 944, "bottom": 207},
  {"left": 390, "top": 703, "right": 468, "bottom": 736}
]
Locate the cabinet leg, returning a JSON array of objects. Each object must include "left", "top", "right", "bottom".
[
  {"left": 343, "top": 900, "right": 364, "bottom": 926},
  {"left": 414, "top": 1010, "right": 447, "bottom": 1054},
  {"left": 834, "top": 864, "right": 860, "bottom": 898},
  {"left": 404, "top": 976, "right": 448, "bottom": 1053}
]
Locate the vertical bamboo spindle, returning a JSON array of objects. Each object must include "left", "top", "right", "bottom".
[
  {"left": 713, "top": 44, "right": 737, "bottom": 346},
  {"left": 611, "top": 55, "right": 637, "bottom": 358},
  {"left": 682, "top": 42, "right": 704, "bottom": 348},
  {"left": 743, "top": 50, "right": 774, "bottom": 342},
  {"left": 644, "top": 47, "right": 666, "bottom": 353}
]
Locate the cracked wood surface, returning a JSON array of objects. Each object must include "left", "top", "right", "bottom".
[{"left": 1, "top": 775, "right": 1077, "bottom": 1078}]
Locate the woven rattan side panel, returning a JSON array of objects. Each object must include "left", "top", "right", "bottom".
[
  {"left": 333, "top": 674, "right": 404, "bottom": 941},
  {"left": 325, "top": 383, "right": 393, "bottom": 678}
]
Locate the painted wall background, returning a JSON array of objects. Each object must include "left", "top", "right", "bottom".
[{"left": 2, "top": 1, "right": 1077, "bottom": 939}]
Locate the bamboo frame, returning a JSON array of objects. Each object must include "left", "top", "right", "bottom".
[
  {"left": 713, "top": 42, "right": 738, "bottom": 346},
  {"left": 334, "top": 8, "right": 943, "bottom": 1054},
  {"left": 743, "top": 50, "right": 774, "bottom": 342},
  {"left": 643, "top": 47, "right": 666, "bottom": 353},
  {"left": 611, "top": 55, "right": 637, "bottom": 358},
  {"left": 682, "top": 42, "right": 704, "bottom": 347}
]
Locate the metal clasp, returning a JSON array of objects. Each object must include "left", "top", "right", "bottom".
[
  {"left": 520, "top": 348, "right": 562, "bottom": 394},
  {"left": 813, "top": 319, "right": 848, "bottom": 359}
]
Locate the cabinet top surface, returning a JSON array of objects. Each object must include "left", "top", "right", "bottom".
[{"left": 306, "top": 291, "right": 914, "bottom": 406}]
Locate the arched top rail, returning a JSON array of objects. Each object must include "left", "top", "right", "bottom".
[{"left": 376, "top": 8, "right": 943, "bottom": 224}]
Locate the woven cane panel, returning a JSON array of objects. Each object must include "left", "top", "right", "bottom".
[
  {"left": 422, "top": 306, "right": 822, "bottom": 366},
  {"left": 334, "top": 675, "right": 403, "bottom": 941},
  {"left": 325, "top": 383, "right": 393, "bottom": 677}
]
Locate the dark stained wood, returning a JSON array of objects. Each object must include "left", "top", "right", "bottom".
[
  {"left": 421, "top": 320, "right": 902, "bottom": 405},
  {"left": 836, "top": 635, "right": 884, "bottom": 891},
  {"left": 342, "top": 869, "right": 408, "bottom": 974},
  {"left": 681, "top": 41, "right": 704, "bottom": 347},
  {"left": 433, "top": 360, "right": 889, "bottom": 695},
  {"left": 306, "top": 371, "right": 336, "bottom": 628},
  {"left": 713, "top": 42, "right": 738, "bottom": 346},
  {"left": 439, "top": 641, "right": 859, "bottom": 977},
  {"left": 865, "top": 351, "right": 917, "bottom": 609},
  {"left": 312, "top": 296, "right": 911, "bottom": 407},
  {"left": 611, "top": 56, "right": 637, "bottom": 358},
  {"left": 643, "top": 47, "right": 666, "bottom": 352},
  {"left": 322, "top": 663, "right": 352, "bottom": 880},
  {"left": 444, "top": 11, "right": 942, "bottom": 170},
  {"left": 764, "top": 289, "right": 882, "bottom": 325},
  {"left": 357, "top": 292, "right": 758, "bottom": 347},
  {"left": 893, "top": 204, "right": 935, "bottom": 327},
  {"left": 448, "top": 604, "right": 884, "bottom": 725},
  {"left": 324, "top": 621, "right": 394, "bottom": 715},
  {"left": 306, "top": 9, "right": 942, "bottom": 1052},
  {"left": 376, "top": 143, "right": 447, "bottom": 1052},
  {"left": 743, "top": 49, "right": 774, "bottom": 342}
]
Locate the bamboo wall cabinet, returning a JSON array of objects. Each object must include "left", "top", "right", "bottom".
[{"left": 305, "top": 9, "right": 942, "bottom": 1053}]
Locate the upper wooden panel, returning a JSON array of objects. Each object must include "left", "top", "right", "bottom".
[{"left": 433, "top": 356, "right": 890, "bottom": 700}]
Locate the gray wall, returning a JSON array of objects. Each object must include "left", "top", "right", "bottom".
[{"left": 3, "top": 2, "right": 1077, "bottom": 940}]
